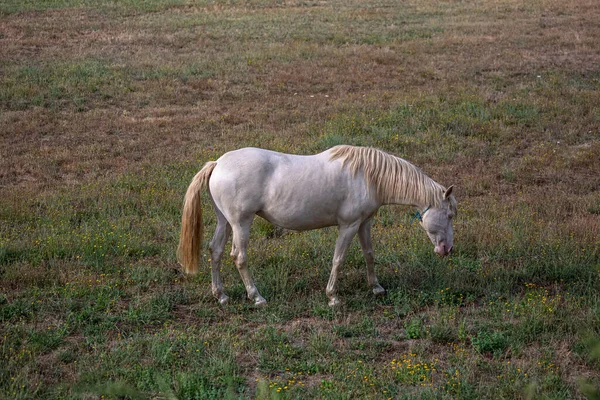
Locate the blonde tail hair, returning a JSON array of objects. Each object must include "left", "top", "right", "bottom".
[{"left": 177, "top": 161, "right": 217, "bottom": 275}]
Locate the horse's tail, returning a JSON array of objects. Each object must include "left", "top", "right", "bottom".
[{"left": 177, "top": 161, "right": 218, "bottom": 275}]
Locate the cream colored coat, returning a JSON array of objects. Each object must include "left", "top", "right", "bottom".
[{"left": 178, "top": 146, "right": 456, "bottom": 307}]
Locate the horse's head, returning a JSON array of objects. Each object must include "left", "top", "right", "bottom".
[{"left": 420, "top": 186, "right": 456, "bottom": 257}]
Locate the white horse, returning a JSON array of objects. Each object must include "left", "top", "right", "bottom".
[{"left": 178, "top": 145, "right": 457, "bottom": 307}]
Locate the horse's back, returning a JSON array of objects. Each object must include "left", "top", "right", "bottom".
[
  {"left": 212, "top": 147, "right": 327, "bottom": 186},
  {"left": 210, "top": 147, "right": 331, "bottom": 200},
  {"left": 208, "top": 147, "right": 377, "bottom": 230}
]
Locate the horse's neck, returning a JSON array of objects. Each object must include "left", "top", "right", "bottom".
[
  {"left": 383, "top": 197, "right": 429, "bottom": 210},
  {"left": 380, "top": 178, "right": 442, "bottom": 210}
]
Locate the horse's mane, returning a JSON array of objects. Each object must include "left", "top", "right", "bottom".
[{"left": 329, "top": 145, "right": 447, "bottom": 207}]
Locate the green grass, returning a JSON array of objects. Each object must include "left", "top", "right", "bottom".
[
  {"left": 0, "top": 60, "right": 130, "bottom": 111},
  {"left": 2, "top": 0, "right": 600, "bottom": 398},
  {"left": 1, "top": 157, "right": 598, "bottom": 398}
]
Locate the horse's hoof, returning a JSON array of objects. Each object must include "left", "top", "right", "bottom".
[
  {"left": 328, "top": 297, "right": 341, "bottom": 307},
  {"left": 254, "top": 296, "right": 267, "bottom": 307},
  {"left": 373, "top": 285, "right": 386, "bottom": 296},
  {"left": 218, "top": 294, "right": 229, "bottom": 305}
]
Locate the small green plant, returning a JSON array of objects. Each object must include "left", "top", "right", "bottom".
[
  {"left": 404, "top": 317, "right": 424, "bottom": 339},
  {"left": 443, "top": 367, "right": 470, "bottom": 396},
  {"left": 388, "top": 353, "right": 436, "bottom": 386},
  {"left": 472, "top": 330, "right": 508, "bottom": 357},
  {"left": 253, "top": 218, "right": 282, "bottom": 238},
  {"left": 430, "top": 322, "right": 455, "bottom": 343},
  {"left": 457, "top": 320, "right": 469, "bottom": 342},
  {"left": 27, "top": 325, "right": 68, "bottom": 353},
  {"left": 588, "top": 200, "right": 600, "bottom": 215}
]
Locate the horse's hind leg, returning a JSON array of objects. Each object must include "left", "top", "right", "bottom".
[
  {"left": 358, "top": 218, "right": 385, "bottom": 296},
  {"left": 210, "top": 207, "right": 231, "bottom": 305},
  {"left": 231, "top": 216, "right": 267, "bottom": 307}
]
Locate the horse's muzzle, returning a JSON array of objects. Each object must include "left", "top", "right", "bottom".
[{"left": 435, "top": 243, "right": 452, "bottom": 257}]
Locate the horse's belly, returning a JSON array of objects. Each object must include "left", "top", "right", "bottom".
[
  {"left": 257, "top": 207, "right": 338, "bottom": 231},
  {"left": 257, "top": 191, "right": 342, "bottom": 230}
]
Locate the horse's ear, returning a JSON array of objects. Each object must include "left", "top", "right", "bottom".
[{"left": 444, "top": 185, "right": 454, "bottom": 199}]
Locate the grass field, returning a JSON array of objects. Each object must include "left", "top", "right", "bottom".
[{"left": 1, "top": 0, "right": 600, "bottom": 398}]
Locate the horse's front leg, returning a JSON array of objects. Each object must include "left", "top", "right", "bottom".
[
  {"left": 358, "top": 218, "right": 385, "bottom": 296},
  {"left": 231, "top": 217, "right": 267, "bottom": 307},
  {"left": 326, "top": 223, "right": 360, "bottom": 307}
]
